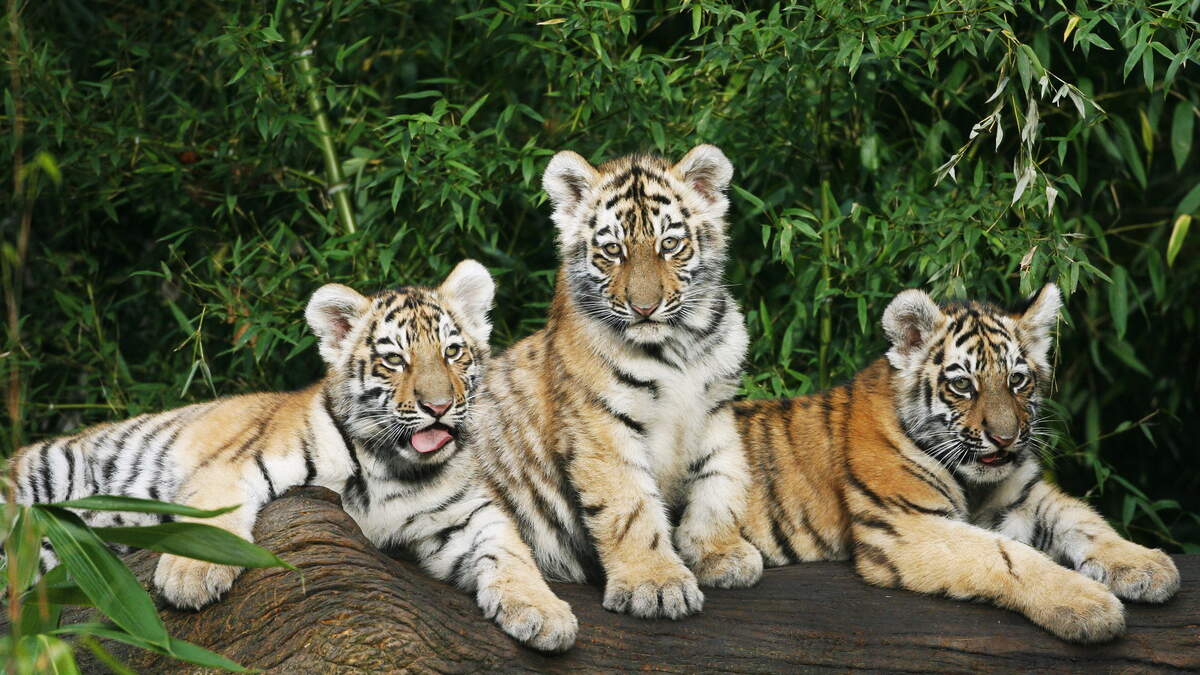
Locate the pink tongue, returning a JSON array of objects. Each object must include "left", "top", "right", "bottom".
[{"left": 411, "top": 427, "right": 453, "bottom": 453}]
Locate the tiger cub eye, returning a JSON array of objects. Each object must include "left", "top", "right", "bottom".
[{"left": 602, "top": 242, "right": 622, "bottom": 257}]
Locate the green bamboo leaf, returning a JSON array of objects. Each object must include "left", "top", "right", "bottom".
[
  {"left": 93, "top": 522, "right": 293, "bottom": 569},
  {"left": 14, "top": 635, "right": 81, "bottom": 675},
  {"left": 1108, "top": 265, "right": 1129, "bottom": 340},
  {"left": 31, "top": 507, "right": 169, "bottom": 650},
  {"left": 23, "top": 564, "right": 92, "bottom": 607},
  {"left": 1171, "top": 101, "right": 1194, "bottom": 172},
  {"left": 53, "top": 624, "right": 250, "bottom": 672},
  {"left": 3, "top": 508, "right": 45, "bottom": 593},
  {"left": 1167, "top": 214, "right": 1191, "bottom": 268},
  {"left": 49, "top": 496, "right": 239, "bottom": 519},
  {"left": 1178, "top": 183, "right": 1200, "bottom": 216}
]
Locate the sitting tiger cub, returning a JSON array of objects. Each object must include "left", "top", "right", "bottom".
[
  {"left": 731, "top": 284, "right": 1179, "bottom": 643},
  {"left": 475, "top": 145, "right": 761, "bottom": 620},
  {"left": 4, "top": 261, "right": 577, "bottom": 652}
]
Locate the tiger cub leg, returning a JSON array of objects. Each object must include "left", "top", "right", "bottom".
[
  {"left": 853, "top": 514, "right": 1125, "bottom": 643},
  {"left": 575, "top": 426, "right": 704, "bottom": 619},
  {"left": 153, "top": 465, "right": 266, "bottom": 609},
  {"left": 673, "top": 407, "right": 762, "bottom": 588},
  {"left": 417, "top": 499, "right": 577, "bottom": 652},
  {"left": 998, "top": 481, "right": 1180, "bottom": 603}
]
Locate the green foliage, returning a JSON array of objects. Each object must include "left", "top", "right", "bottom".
[
  {"left": 2, "top": 495, "right": 286, "bottom": 672},
  {"left": 1, "top": 0, "right": 1197, "bottom": 558}
]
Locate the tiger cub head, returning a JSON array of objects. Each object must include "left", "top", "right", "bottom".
[
  {"left": 542, "top": 145, "right": 734, "bottom": 344},
  {"left": 305, "top": 260, "right": 494, "bottom": 471},
  {"left": 882, "top": 284, "right": 1063, "bottom": 484}
]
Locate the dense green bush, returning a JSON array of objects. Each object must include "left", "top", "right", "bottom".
[{"left": 2, "top": 1, "right": 1197, "bottom": 549}]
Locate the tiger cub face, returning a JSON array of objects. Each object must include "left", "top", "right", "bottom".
[
  {"left": 306, "top": 260, "right": 494, "bottom": 472},
  {"left": 542, "top": 145, "right": 734, "bottom": 344},
  {"left": 882, "top": 284, "right": 1063, "bottom": 484}
]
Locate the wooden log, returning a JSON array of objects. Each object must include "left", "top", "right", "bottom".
[{"left": 67, "top": 487, "right": 1200, "bottom": 673}]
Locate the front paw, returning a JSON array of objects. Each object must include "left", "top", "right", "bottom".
[
  {"left": 153, "top": 554, "right": 242, "bottom": 610},
  {"left": 1031, "top": 572, "right": 1125, "bottom": 644},
  {"left": 691, "top": 538, "right": 763, "bottom": 589},
  {"left": 1078, "top": 540, "right": 1180, "bottom": 603},
  {"left": 603, "top": 562, "right": 704, "bottom": 619},
  {"left": 477, "top": 584, "right": 577, "bottom": 652}
]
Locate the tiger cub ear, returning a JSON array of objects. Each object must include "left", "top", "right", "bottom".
[
  {"left": 882, "top": 288, "right": 944, "bottom": 369},
  {"left": 1016, "top": 283, "right": 1062, "bottom": 364},
  {"left": 673, "top": 144, "right": 734, "bottom": 211},
  {"left": 306, "top": 284, "right": 371, "bottom": 364},
  {"left": 543, "top": 150, "right": 599, "bottom": 214},
  {"left": 439, "top": 259, "right": 495, "bottom": 344}
]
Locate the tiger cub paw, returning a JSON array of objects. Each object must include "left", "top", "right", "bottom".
[
  {"left": 1077, "top": 540, "right": 1180, "bottom": 603},
  {"left": 1033, "top": 573, "right": 1125, "bottom": 644},
  {"left": 477, "top": 584, "right": 578, "bottom": 652},
  {"left": 691, "top": 538, "right": 763, "bottom": 589},
  {"left": 154, "top": 554, "right": 242, "bottom": 610},
  {"left": 603, "top": 561, "right": 704, "bottom": 619}
]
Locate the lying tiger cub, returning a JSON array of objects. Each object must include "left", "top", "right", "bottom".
[
  {"left": 4, "top": 261, "right": 576, "bottom": 652},
  {"left": 731, "top": 284, "right": 1179, "bottom": 642}
]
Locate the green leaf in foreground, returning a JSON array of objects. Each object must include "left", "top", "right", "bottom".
[
  {"left": 53, "top": 624, "right": 251, "bottom": 673},
  {"left": 93, "top": 522, "right": 294, "bottom": 570},
  {"left": 21, "top": 564, "right": 92, "bottom": 607},
  {"left": 48, "top": 496, "right": 239, "bottom": 519},
  {"left": 31, "top": 507, "right": 169, "bottom": 651}
]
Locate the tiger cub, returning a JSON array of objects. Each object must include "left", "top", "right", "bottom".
[
  {"left": 731, "top": 284, "right": 1179, "bottom": 642},
  {"left": 5, "top": 261, "right": 577, "bottom": 652},
  {"left": 475, "top": 146, "right": 762, "bottom": 620}
]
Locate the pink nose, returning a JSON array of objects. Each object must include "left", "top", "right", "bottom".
[
  {"left": 419, "top": 401, "right": 451, "bottom": 418},
  {"left": 986, "top": 431, "right": 1015, "bottom": 448},
  {"left": 632, "top": 302, "right": 659, "bottom": 317}
]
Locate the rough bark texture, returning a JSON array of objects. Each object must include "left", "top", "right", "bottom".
[{"left": 68, "top": 487, "right": 1199, "bottom": 673}]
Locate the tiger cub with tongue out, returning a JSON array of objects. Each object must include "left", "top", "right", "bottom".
[
  {"left": 4, "top": 261, "right": 577, "bottom": 652},
  {"left": 730, "top": 284, "right": 1179, "bottom": 643}
]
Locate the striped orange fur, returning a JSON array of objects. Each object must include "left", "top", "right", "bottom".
[
  {"left": 732, "top": 284, "right": 1179, "bottom": 643},
  {"left": 4, "top": 261, "right": 577, "bottom": 652},
  {"left": 475, "top": 146, "right": 762, "bottom": 620}
]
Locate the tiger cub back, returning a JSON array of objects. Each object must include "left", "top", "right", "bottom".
[
  {"left": 476, "top": 145, "right": 763, "bottom": 620},
  {"left": 731, "top": 284, "right": 1179, "bottom": 643}
]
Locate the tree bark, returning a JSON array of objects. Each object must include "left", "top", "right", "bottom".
[{"left": 69, "top": 487, "right": 1200, "bottom": 673}]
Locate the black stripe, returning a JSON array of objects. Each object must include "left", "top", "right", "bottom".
[
  {"left": 769, "top": 517, "right": 800, "bottom": 564},
  {"left": 38, "top": 443, "right": 55, "bottom": 503},
  {"left": 853, "top": 541, "right": 902, "bottom": 586},
  {"left": 60, "top": 440, "right": 77, "bottom": 502},
  {"left": 613, "top": 368, "right": 659, "bottom": 398},
  {"left": 997, "top": 541, "right": 1018, "bottom": 578},
  {"left": 846, "top": 470, "right": 890, "bottom": 511},
  {"left": 301, "top": 427, "right": 317, "bottom": 485},
  {"left": 613, "top": 501, "right": 644, "bottom": 547},
  {"left": 324, "top": 390, "right": 368, "bottom": 510},
  {"left": 890, "top": 495, "right": 954, "bottom": 517},
  {"left": 851, "top": 513, "right": 898, "bottom": 537},
  {"left": 254, "top": 452, "right": 277, "bottom": 500},
  {"left": 900, "top": 462, "right": 961, "bottom": 514},
  {"left": 432, "top": 501, "right": 491, "bottom": 554}
]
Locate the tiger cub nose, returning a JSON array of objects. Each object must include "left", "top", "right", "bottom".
[
  {"left": 986, "top": 430, "right": 1015, "bottom": 448},
  {"left": 631, "top": 302, "right": 659, "bottom": 317},
  {"left": 419, "top": 400, "right": 451, "bottom": 418}
]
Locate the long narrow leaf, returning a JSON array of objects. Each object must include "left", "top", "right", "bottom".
[
  {"left": 53, "top": 624, "right": 250, "bottom": 673},
  {"left": 48, "top": 495, "right": 239, "bottom": 519},
  {"left": 31, "top": 506, "right": 169, "bottom": 651},
  {"left": 21, "top": 564, "right": 92, "bottom": 607},
  {"left": 94, "top": 522, "right": 294, "bottom": 570}
]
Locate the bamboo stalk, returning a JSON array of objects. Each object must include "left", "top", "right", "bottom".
[
  {"left": 286, "top": 14, "right": 357, "bottom": 235},
  {"left": 818, "top": 179, "right": 833, "bottom": 390}
]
